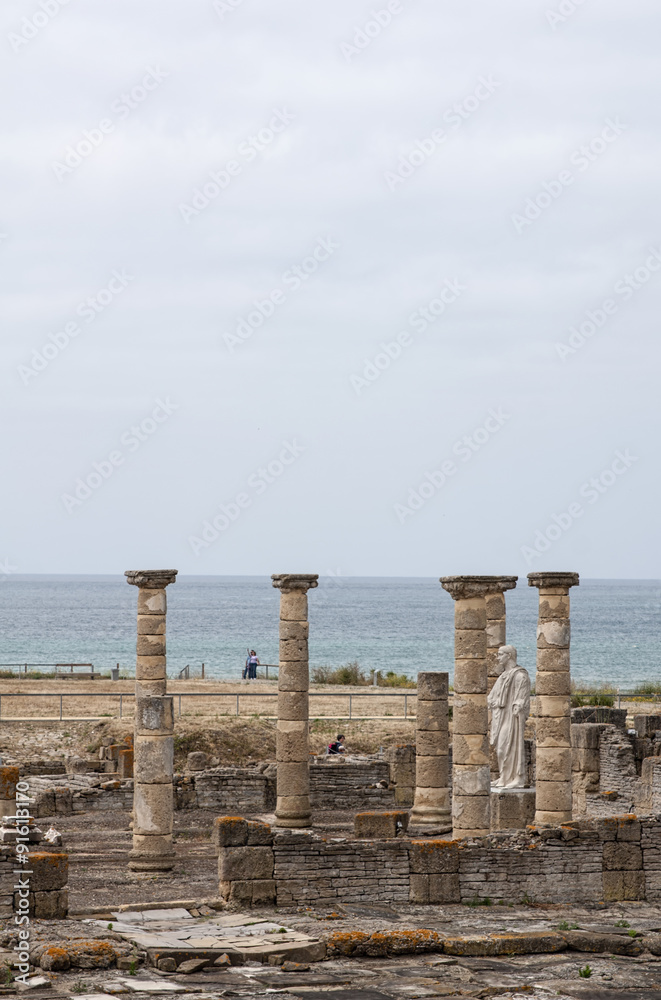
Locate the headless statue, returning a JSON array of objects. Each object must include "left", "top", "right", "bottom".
[{"left": 487, "top": 645, "right": 531, "bottom": 788}]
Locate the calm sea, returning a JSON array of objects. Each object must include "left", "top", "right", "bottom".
[{"left": 0, "top": 576, "right": 659, "bottom": 688}]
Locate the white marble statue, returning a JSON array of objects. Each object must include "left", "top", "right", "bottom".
[{"left": 487, "top": 645, "right": 531, "bottom": 789}]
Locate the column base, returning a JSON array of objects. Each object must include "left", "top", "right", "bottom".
[
  {"left": 275, "top": 795, "right": 311, "bottom": 828},
  {"left": 128, "top": 851, "right": 175, "bottom": 872},
  {"left": 534, "top": 810, "right": 572, "bottom": 825},
  {"left": 451, "top": 828, "right": 490, "bottom": 840},
  {"left": 410, "top": 804, "right": 452, "bottom": 829}
]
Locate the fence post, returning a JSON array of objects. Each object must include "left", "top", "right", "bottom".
[
  {"left": 179, "top": 694, "right": 182, "bottom": 718},
  {"left": 201, "top": 662, "right": 205, "bottom": 679},
  {"left": 349, "top": 693, "right": 352, "bottom": 719},
  {"left": 266, "top": 664, "right": 269, "bottom": 680},
  {"left": 119, "top": 693, "right": 123, "bottom": 719},
  {"left": 404, "top": 694, "right": 408, "bottom": 719},
  {"left": 60, "top": 694, "right": 63, "bottom": 721},
  {"left": 236, "top": 693, "right": 240, "bottom": 716}
]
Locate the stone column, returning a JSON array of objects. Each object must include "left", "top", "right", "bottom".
[
  {"left": 125, "top": 570, "right": 178, "bottom": 699},
  {"left": 486, "top": 578, "right": 518, "bottom": 692},
  {"left": 271, "top": 573, "right": 318, "bottom": 829},
  {"left": 528, "top": 571, "right": 580, "bottom": 825},
  {"left": 129, "top": 695, "right": 175, "bottom": 871},
  {"left": 441, "top": 576, "right": 510, "bottom": 839},
  {"left": 410, "top": 672, "right": 451, "bottom": 830}
]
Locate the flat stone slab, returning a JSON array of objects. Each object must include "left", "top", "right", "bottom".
[
  {"left": 119, "top": 981, "right": 187, "bottom": 993},
  {"left": 114, "top": 909, "right": 194, "bottom": 923},
  {"left": 290, "top": 993, "right": 397, "bottom": 1000}
]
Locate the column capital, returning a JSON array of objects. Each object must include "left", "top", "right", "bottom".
[
  {"left": 527, "top": 572, "right": 579, "bottom": 592},
  {"left": 440, "top": 575, "right": 518, "bottom": 601},
  {"left": 272, "top": 574, "right": 318, "bottom": 593},
  {"left": 125, "top": 570, "right": 178, "bottom": 589}
]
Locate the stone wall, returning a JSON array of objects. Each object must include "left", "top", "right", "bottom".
[
  {"left": 216, "top": 813, "right": 661, "bottom": 909},
  {"left": 193, "top": 768, "right": 275, "bottom": 813},
  {"left": 310, "top": 760, "right": 394, "bottom": 810},
  {"left": 0, "top": 848, "right": 68, "bottom": 919}
]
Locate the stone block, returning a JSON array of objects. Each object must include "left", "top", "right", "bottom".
[
  {"left": 536, "top": 716, "right": 571, "bottom": 749},
  {"left": 136, "top": 656, "right": 167, "bottom": 679},
  {"left": 538, "top": 595, "right": 570, "bottom": 620},
  {"left": 455, "top": 630, "right": 487, "bottom": 659},
  {"left": 278, "top": 662, "right": 309, "bottom": 692},
  {"left": 411, "top": 785, "right": 450, "bottom": 815},
  {"left": 415, "top": 701, "right": 446, "bottom": 732},
  {"left": 278, "top": 692, "right": 309, "bottom": 722},
  {"left": 416, "top": 755, "right": 449, "bottom": 788},
  {"left": 409, "top": 873, "right": 429, "bottom": 903},
  {"left": 602, "top": 870, "right": 646, "bottom": 901},
  {"left": 277, "top": 722, "right": 309, "bottom": 763},
  {"left": 603, "top": 841, "right": 642, "bottom": 870},
  {"left": 485, "top": 592, "right": 506, "bottom": 620},
  {"left": 133, "top": 782, "right": 173, "bottom": 835},
  {"left": 410, "top": 839, "right": 459, "bottom": 874},
  {"left": 454, "top": 598, "right": 487, "bottom": 630},
  {"left": 134, "top": 737, "right": 173, "bottom": 783},
  {"left": 417, "top": 673, "right": 449, "bottom": 701},
  {"left": 55, "top": 788, "right": 73, "bottom": 815},
  {"left": 137, "top": 614, "right": 166, "bottom": 635},
  {"left": 279, "top": 620, "right": 309, "bottom": 641},
  {"left": 429, "top": 873, "right": 461, "bottom": 903},
  {"left": 616, "top": 816, "right": 641, "bottom": 841},
  {"left": 572, "top": 748, "right": 600, "bottom": 773},
  {"left": 453, "top": 733, "right": 489, "bottom": 766},
  {"left": 135, "top": 679, "right": 166, "bottom": 699},
  {"left": 279, "top": 592, "right": 308, "bottom": 621},
  {"left": 251, "top": 878, "right": 277, "bottom": 904},
  {"left": 570, "top": 723, "right": 604, "bottom": 749},
  {"left": 137, "top": 588, "right": 167, "bottom": 615},
  {"left": 535, "top": 809, "right": 570, "bottom": 825},
  {"left": 277, "top": 762, "right": 310, "bottom": 796},
  {"left": 634, "top": 714, "right": 661, "bottom": 737},
  {"left": 536, "top": 748, "right": 572, "bottom": 783},
  {"left": 453, "top": 765, "right": 490, "bottom": 796},
  {"left": 213, "top": 817, "right": 248, "bottom": 847},
  {"left": 218, "top": 845, "right": 274, "bottom": 880},
  {"left": 416, "top": 730, "right": 448, "bottom": 756},
  {"left": 536, "top": 672, "right": 571, "bottom": 697},
  {"left": 354, "top": 811, "right": 409, "bottom": 838},
  {"left": 490, "top": 788, "right": 535, "bottom": 830},
  {"left": 452, "top": 793, "right": 490, "bottom": 833},
  {"left": 33, "top": 888, "right": 68, "bottom": 919},
  {"left": 535, "top": 780, "right": 572, "bottom": 813},
  {"left": 454, "top": 660, "right": 488, "bottom": 694},
  {"left": 136, "top": 696, "right": 174, "bottom": 735},
  {"left": 246, "top": 820, "right": 273, "bottom": 845},
  {"left": 131, "top": 834, "right": 174, "bottom": 854},
  {"left": 31, "top": 852, "right": 68, "bottom": 891},
  {"left": 118, "top": 749, "right": 134, "bottom": 779},
  {"left": 537, "top": 622, "right": 570, "bottom": 648},
  {"left": 536, "top": 696, "right": 570, "bottom": 719},
  {"left": 279, "top": 638, "right": 308, "bottom": 661},
  {"left": 536, "top": 648, "right": 570, "bottom": 672},
  {"left": 0, "top": 767, "right": 19, "bottom": 799},
  {"left": 137, "top": 635, "right": 166, "bottom": 657},
  {"left": 452, "top": 695, "right": 488, "bottom": 735},
  {"left": 486, "top": 621, "right": 506, "bottom": 647}
]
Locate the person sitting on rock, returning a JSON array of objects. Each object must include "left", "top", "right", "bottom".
[{"left": 327, "top": 734, "right": 345, "bottom": 754}]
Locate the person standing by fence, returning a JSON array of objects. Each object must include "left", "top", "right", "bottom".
[{"left": 244, "top": 649, "right": 260, "bottom": 680}]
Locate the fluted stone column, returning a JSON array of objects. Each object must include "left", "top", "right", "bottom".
[
  {"left": 125, "top": 569, "right": 178, "bottom": 699},
  {"left": 486, "top": 578, "right": 518, "bottom": 692},
  {"left": 441, "top": 576, "right": 512, "bottom": 839},
  {"left": 528, "top": 571, "right": 580, "bottom": 825},
  {"left": 410, "top": 672, "right": 451, "bottom": 830},
  {"left": 129, "top": 695, "right": 175, "bottom": 871},
  {"left": 272, "top": 573, "right": 318, "bottom": 828}
]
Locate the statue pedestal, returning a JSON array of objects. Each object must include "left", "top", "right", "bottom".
[{"left": 490, "top": 787, "right": 535, "bottom": 831}]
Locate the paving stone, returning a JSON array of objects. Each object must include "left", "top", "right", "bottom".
[
  {"left": 290, "top": 992, "right": 397, "bottom": 1000},
  {"left": 175, "top": 959, "right": 209, "bottom": 974}
]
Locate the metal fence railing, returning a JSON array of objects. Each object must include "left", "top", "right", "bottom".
[{"left": 0, "top": 689, "right": 418, "bottom": 721}]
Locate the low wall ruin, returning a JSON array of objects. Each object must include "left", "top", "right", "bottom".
[{"left": 215, "top": 813, "right": 661, "bottom": 910}]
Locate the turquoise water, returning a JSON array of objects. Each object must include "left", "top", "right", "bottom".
[{"left": 0, "top": 576, "right": 659, "bottom": 687}]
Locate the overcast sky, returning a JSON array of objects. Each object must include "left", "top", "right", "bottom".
[{"left": 2, "top": 0, "right": 660, "bottom": 578}]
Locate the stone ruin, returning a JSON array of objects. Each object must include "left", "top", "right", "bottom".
[{"left": 7, "top": 566, "right": 661, "bottom": 917}]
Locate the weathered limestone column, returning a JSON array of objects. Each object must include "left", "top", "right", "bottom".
[
  {"left": 441, "top": 576, "right": 508, "bottom": 839},
  {"left": 410, "top": 672, "right": 451, "bottom": 829},
  {"left": 272, "top": 573, "right": 318, "bottom": 828},
  {"left": 125, "top": 569, "right": 178, "bottom": 699},
  {"left": 528, "top": 571, "right": 580, "bottom": 825},
  {"left": 129, "top": 695, "right": 175, "bottom": 871},
  {"left": 486, "top": 578, "right": 518, "bottom": 692}
]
